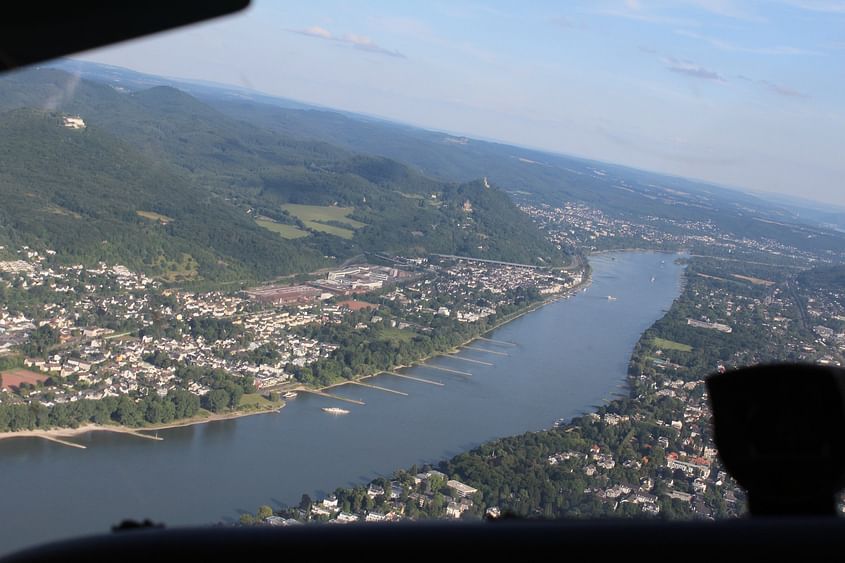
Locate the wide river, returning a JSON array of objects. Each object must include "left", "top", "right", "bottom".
[{"left": 0, "top": 251, "right": 684, "bottom": 554}]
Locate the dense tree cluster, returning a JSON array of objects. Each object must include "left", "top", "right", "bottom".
[
  {"left": 188, "top": 317, "right": 241, "bottom": 342},
  {"left": 0, "top": 389, "right": 200, "bottom": 432},
  {"left": 19, "top": 325, "right": 58, "bottom": 358},
  {"left": 0, "top": 360, "right": 255, "bottom": 431}
]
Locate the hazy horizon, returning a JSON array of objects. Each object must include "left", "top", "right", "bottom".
[{"left": 71, "top": 1, "right": 845, "bottom": 206}]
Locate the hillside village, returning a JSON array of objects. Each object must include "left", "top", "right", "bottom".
[{"left": 0, "top": 245, "right": 578, "bottom": 411}]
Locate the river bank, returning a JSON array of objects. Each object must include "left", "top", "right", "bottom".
[
  {"left": 0, "top": 267, "right": 592, "bottom": 443},
  {"left": 0, "top": 402, "right": 285, "bottom": 445},
  {"left": 0, "top": 251, "right": 682, "bottom": 556}
]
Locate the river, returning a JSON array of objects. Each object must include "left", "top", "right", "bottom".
[{"left": 0, "top": 251, "right": 684, "bottom": 554}]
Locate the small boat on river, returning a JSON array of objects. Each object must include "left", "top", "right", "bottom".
[{"left": 322, "top": 407, "right": 350, "bottom": 415}]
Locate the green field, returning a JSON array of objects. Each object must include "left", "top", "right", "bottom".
[
  {"left": 136, "top": 210, "right": 173, "bottom": 223},
  {"left": 281, "top": 204, "right": 367, "bottom": 239},
  {"left": 238, "top": 393, "right": 274, "bottom": 408},
  {"left": 238, "top": 393, "right": 285, "bottom": 412},
  {"left": 378, "top": 327, "right": 416, "bottom": 343},
  {"left": 255, "top": 218, "right": 310, "bottom": 239},
  {"left": 306, "top": 222, "right": 357, "bottom": 239},
  {"left": 652, "top": 337, "right": 693, "bottom": 352}
]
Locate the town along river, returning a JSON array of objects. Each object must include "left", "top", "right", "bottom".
[{"left": 0, "top": 251, "right": 684, "bottom": 555}]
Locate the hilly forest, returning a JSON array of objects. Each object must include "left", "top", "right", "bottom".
[{"left": 0, "top": 68, "right": 565, "bottom": 285}]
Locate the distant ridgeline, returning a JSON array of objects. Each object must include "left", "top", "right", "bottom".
[
  {"left": 197, "top": 76, "right": 845, "bottom": 256},
  {"left": 0, "top": 68, "right": 565, "bottom": 285}
]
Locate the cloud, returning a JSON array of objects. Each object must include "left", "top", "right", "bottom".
[
  {"left": 759, "top": 80, "right": 809, "bottom": 98},
  {"left": 299, "top": 26, "right": 332, "bottom": 39},
  {"left": 682, "top": 0, "right": 768, "bottom": 22},
  {"left": 595, "top": 8, "right": 698, "bottom": 26},
  {"left": 342, "top": 33, "right": 405, "bottom": 57},
  {"left": 599, "top": 0, "right": 771, "bottom": 26},
  {"left": 662, "top": 56, "right": 726, "bottom": 82},
  {"left": 737, "top": 74, "right": 808, "bottom": 98},
  {"left": 778, "top": 0, "right": 845, "bottom": 13},
  {"left": 288, "top": 27, "right": 405, "bottom": 58},
  {"left": 674, "top": 29, "right": 822, "bottom": 55},
  {"left": 649, "top": 48, "right": 806, "bottom": 96}
]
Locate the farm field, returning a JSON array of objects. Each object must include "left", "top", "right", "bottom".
[
  {"left": 651, "top": 337, "right": 693, "bottom": 352},
  {"left": 731, "top": 274, "right": 775, "bottom": 286},
  {"left": 136, "top": 210, "right": 173, "bottom": 223},
  {"left": 255, "top": 218, "right": 310, "bottom": 239},
  {"left": 378, "top": 327, "right": 416, "bottom": 343},
  {"left": 281, "top": 204, "right": 367, "bottom": 239}
]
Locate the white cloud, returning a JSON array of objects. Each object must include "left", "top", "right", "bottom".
[
  {"left": 674, "top": 29, "right": 822, "bottom": 55},
  {"left": 682, "top": 0, "right": 768, "bottom": 22},
  {"left": 302, "top": 26, "right": 332, "bottom": 39},
  {"left": 662, "top": 56, "right": 726, "bottom": 82},
  {"left": 597, "top": 8, "right": 698, "bottom": 26},
  {"left": 288, "top": 26, "right": 406, "bottom": 58},
  {"left": 779, "top": 0, "right": 845, "bottom": 13}
]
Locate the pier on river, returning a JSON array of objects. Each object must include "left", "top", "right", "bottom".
[{"left": 0, "top": 252, "right": 685, "bottom": 557}]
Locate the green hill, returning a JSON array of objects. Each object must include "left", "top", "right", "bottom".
[
  {"left": 0, "top": 108, "right": 325, "bottom": 282},
  {"left": 0, "top": 69, "right": 566, "bottom": 276},
  {"left": 202, "top": 88, "right": 845, "bottom": 255}
]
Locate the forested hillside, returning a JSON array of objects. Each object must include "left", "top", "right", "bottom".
[
  {"left": 34, "top": 59, "right": 845, "bottom": 255},
  {"left": 0, "top": 69, "right": 566, "bottom": 279},
  {"left": 0, "top": 108, "right": 327, "bottom": 281},
  {"left": 202, "top": 88, "right": 845, "bottom": 256}
]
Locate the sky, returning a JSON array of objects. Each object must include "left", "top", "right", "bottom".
[{"left": 76, "top": 0, "right": 845, "bottom": 205}]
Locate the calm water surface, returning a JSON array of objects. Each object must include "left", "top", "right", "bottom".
[{"left": 0, "top": 251, "right": 684, "bottom": 554}]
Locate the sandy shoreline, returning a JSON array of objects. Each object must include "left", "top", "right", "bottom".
[
  {"left": 0, "top": 405, "right": 284, "bottom": 445},
  {"left": 0, "top": 268, "right": 593, "bottom": 446}
]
